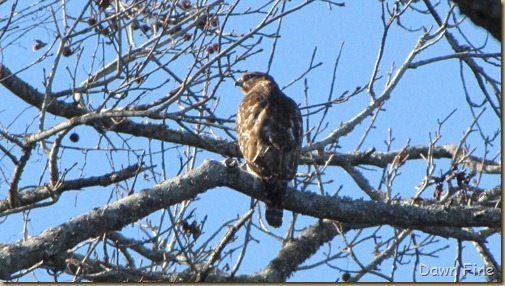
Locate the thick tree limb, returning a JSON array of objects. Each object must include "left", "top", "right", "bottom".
[
  {"left": 257, "top": 220, "right": 340, "bottom": 281},
  {"left": 0, "top": 160, "right": 500, "bottom": 280},
  {"left": 472, "top": 239, "right": 502, "bottom": 282}
]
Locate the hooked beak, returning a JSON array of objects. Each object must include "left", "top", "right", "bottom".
[{"left": 235, "top": 77, "right": 244, "bottom": 87}]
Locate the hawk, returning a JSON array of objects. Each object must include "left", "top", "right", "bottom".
[{"left": 235, "top": 72, "right": 303, "bottom": 228}]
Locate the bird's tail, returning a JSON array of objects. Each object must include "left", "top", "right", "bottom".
[
  {"left": 263, "top": 179, "right": 287, "bottom": 228},
  {"left": 265, "top": 205, "right": 283, "bottom": 228}
]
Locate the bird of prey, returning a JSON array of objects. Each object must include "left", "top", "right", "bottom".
[{"left": 235, "top": 71, "right": 303, "bottom": 228}]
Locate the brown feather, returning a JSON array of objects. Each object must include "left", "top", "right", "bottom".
[{"left": 235, "top": 72, "right": 302, "bottom": 228}]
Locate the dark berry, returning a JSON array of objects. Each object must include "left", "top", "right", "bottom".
[
  {"left": 181, "top": 0, "right": 191, "bottom": 10},
  {"left": 87, "top": 16, "right": 97, "bottom": 26},
  {"left": 209, "top": 17, "right": 218, "bottom": 27},
  {"left": 69, "top": 133, "right": 79, "bottom": 143},
  {"left": 62, "top": 46, "right": 74, "bottom": 57}
]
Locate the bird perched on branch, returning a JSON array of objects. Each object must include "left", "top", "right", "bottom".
[{"left": 235, "top": 71, "right": 303, "bottom": 228}]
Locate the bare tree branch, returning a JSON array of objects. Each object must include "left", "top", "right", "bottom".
[
  {"left": 0, "top": 1, "right": 499, "bottom": 282},
  {"left": 0, "top": 164, "right": 152, "bottom": 215},
  {"left": 0, "top": 160, "right": 500, "bottom": 280}
]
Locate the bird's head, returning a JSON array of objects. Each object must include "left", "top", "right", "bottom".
[{"left": 235, "top": 71, "right": 274, "bottom": 93}]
